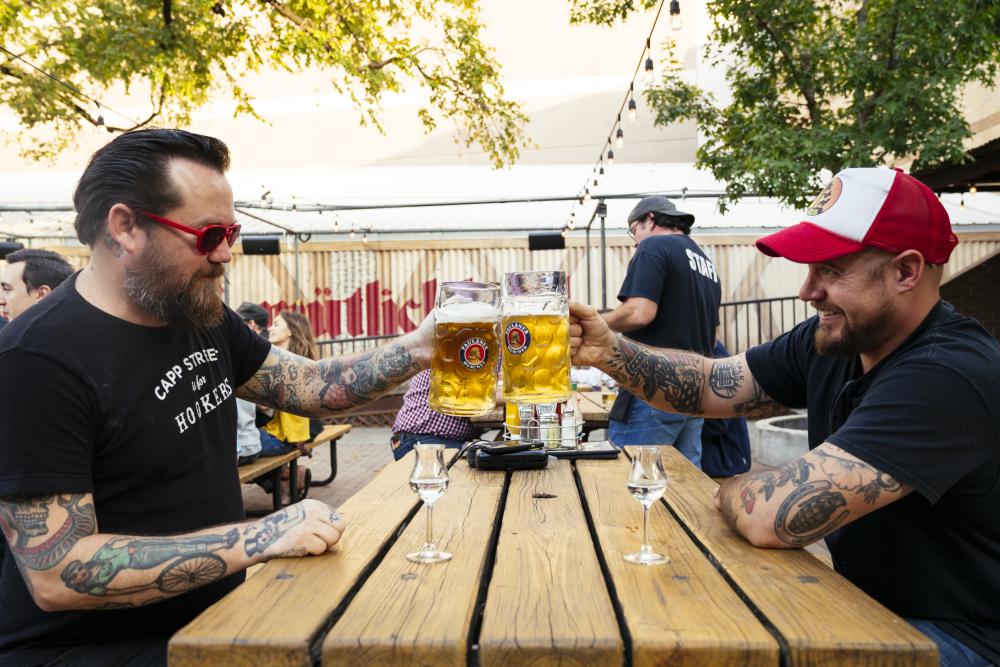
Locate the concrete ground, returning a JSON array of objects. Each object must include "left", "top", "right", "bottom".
[{"left": 241, "top": 426, "right": 395, "bottom": 512}]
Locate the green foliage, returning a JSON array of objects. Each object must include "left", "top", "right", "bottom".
[
  {"left": 0, "top": 0, "right": 529, "bottom": 166},
  {"left": 587, "top": 0, "right": 1000, "bottom": 209}
]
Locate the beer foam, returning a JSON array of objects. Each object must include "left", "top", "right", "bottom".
[{"left": 437, "top": 301, "right": 499, "bottom": 322}]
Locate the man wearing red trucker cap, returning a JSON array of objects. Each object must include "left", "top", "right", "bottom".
[{"left": 570, "top": 167, "right": 1000, "bottom": 666}]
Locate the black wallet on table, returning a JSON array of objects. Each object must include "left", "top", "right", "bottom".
[{"left": 465, "top": 442, "right": 548, "bottom": 470}]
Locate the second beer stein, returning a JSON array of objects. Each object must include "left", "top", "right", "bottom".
[
  {"left": 428, "top": 281, "right": 500, "bottom": 417},
  {"left": 501, "top": 271, "right": 572, "bottom": 404}
]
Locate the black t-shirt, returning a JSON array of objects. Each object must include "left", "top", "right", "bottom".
[
  {"left": 745, "top": 301, "right": 1000, "bottom": 662},
  {"left": 0, "top": 275, "right": 271, "bottom": 649},
  {"left": 617, "top": 234, "right": 721, "bottom": 354},
  {"left": 612, "top": 234, "right": 721, "bottom": 419}
]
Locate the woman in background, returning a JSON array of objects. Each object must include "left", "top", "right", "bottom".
[{"left": 258, "top": 310, "right": 320, "bottom": 500}]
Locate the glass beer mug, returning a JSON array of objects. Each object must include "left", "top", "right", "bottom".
[
  {"left": 428, "top": 281, "right": 501, "bottom": 416},
  {"left": 501, "top": 271, "right": 572, "bottom": 404}
]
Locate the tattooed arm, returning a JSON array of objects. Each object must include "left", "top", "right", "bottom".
[
  {"left": 714, "top": 444, "right": 912, "bottom": 548},
  {"left": 0, "top": 494, "right": 345, "bottom": 611},
  {"left": 237, "top": 319, "right": 431, "bottom": 416},
  {"left": 569, "top": 302, "right": 786, "bottom": 418}
]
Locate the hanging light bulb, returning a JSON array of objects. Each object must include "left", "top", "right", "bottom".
[
  {"left": 616, "top": 126, "right": 624, "bottom": 149},
  {"left": 599, "top": 165, "right": 605, "bottom": 176},
  {"left": 960, "top": 196, "right": 966, "bottom": 209},
  {"left": 583, "top": 188, "right": 591, "bottom": 203},
  {"left": 94, "top": 102, "right": 105, "bottom": 127},
  {"left": 628, "top": 97, "right": 637, "bottom": 122},
  {"left": 643, "top": 40, "right": 655, "bottom": 85},
  {"left": 969, "top": 184, "right": 978, "bottom": 194},
  {"left": 593, "top": 176, "right": 599, "bottom": 189},
  {"left": 561, "top": 228, "right": 568, "bottom": 238},
  {"left": 349, "top": 229, "right": 356, "bottom": 239},
  {"left": 669, "top": 0, "right": 683, "bottom": 30},
  {"left": 363, "top": 232, "right": 368, "bottom": 244},
  {"left": 607, "top": 149, "right": 615, "bottom": 167}
]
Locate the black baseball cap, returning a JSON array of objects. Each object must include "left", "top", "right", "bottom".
[
  {"left": 236, "top": 302, "right": 269, "bottom": 328},
  {"left": 627, "top": 195, "right": 695, "bottom": 225}
]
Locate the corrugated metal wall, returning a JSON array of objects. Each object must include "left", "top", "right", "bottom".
[{"left": 24, "top": 231, "right": 1000, "bottom": 344}]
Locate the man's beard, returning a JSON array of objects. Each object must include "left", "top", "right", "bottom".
[
  {"left": 124, "top": 243, "right": 225, "bottom": 329},
  {"left": 813, "top": 300, "right": 895, "bottom": 358}
]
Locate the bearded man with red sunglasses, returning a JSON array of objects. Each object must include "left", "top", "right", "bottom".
[{"left": 0, "top": 129, "right": 434, "bottom": 665}]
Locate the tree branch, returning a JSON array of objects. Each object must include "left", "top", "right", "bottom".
[{"left": 751, "top": 13, "right": 819, "bottom": 125}]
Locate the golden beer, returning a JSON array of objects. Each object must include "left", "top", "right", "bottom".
[
  {"left": 501, "top": 313, "right": 571, "bottom": 404},
  {"left": 429, "top": 308, "right": 500, "bottom": 417}
]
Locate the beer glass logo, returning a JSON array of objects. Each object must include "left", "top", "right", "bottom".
[
  {"left": 504, "top": 322, "right": 531, "bottom": 355},
  {"left": 460, "top": 338, "right": 489, "bottom": 370}
]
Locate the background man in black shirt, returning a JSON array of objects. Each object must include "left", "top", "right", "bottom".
[
  {"left": 0, "top": 129, "right": 433, "bottom": 665},
  {"left": 570, "top": 168, "right": 999, "bottom": 665},
  {"left": 603, "top": 196, "right": 721, "bottom": 467}
]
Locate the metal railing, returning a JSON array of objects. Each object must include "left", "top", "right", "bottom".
[
  {"left": 719, "top": 296, "right": 813, "bottom": 354},
  {"left": 316, "top": 333, "right": 401, "bottom": 356},
  {"left": 313, "top": 296, "right": 813, "bottom": 358}
]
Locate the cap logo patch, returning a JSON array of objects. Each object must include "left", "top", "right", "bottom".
[{"left": 806, "top": 177, "right": 843, "bottom": 216}]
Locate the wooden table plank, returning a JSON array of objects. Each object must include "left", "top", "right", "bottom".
[
  {"left": 576, "top": 391, "right": 610, "bottom": 424},
  {"left": 646, "top": 446, "right": 938, "bottom": 667},
  {"left": 577, "top": 457, "right": 778, "bottom": 667},
  {"left": 322, "top": 464, "right": 505, "bottom": 666},
  {"left": 479, "top": 460, "right": 623, "bottom": 667},
  {"left": 169, "top": 451, "right": 428, "bottom": 667}
]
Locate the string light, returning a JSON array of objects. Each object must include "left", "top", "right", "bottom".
[
  {"left": 0, "top": 45, "right": 139, "bottom": 129},
  {"left": 669, "top": 0, "right": 682, "bottom": 30},
  {"left": 349, "top": 229, "right": 356, "bottom": 239},
  {"left": 563, "top": 0, "right": 667, "bottom": 232},
  {"left": 643, "top": 39, "right": 655, "bottom": 85},
  {"left": 363, "top": 232, "right": 368, "bottom": 243},
  {"left": 969, "top": 184, "right": 978, "bottom": 194}
]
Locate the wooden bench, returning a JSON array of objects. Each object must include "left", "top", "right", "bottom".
[{"left": 238, "top": 424, "right": 352, "bottom": 511}]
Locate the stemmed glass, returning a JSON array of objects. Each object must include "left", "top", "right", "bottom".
[
  {"left": 624, "top": 446, "right": 669, "bottom": 565},
  {"left": 406, "top": 444, "right": 452, "bottom": 564}
]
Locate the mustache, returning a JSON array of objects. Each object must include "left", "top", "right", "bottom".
[{"left": 195, "top": 264, "right": 226, "bottom": 281}]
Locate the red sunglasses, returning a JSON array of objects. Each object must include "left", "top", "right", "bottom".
[{"left": 136, "top": 209, "right": 241, "bottom": 255}]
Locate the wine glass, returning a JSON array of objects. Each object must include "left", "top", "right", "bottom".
[
  {"left": 624, "top": 446, "right": 669, "bottom": 565},
  {"left": 406, "top": 444, "right": 452, "bottom": 564}
]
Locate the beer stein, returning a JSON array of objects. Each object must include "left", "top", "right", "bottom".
[
  {"left": 501, "top": 271, "right": 571, "bottom": 404},
  {"left": 428, "top": 281, "right": 501, "bottom": 416}
]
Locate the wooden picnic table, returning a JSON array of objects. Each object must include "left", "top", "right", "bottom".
[{"left": 170, "top": 445, "right": 936, "bottom": 666}]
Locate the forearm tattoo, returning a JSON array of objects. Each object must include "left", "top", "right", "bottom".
[
  {"left": 606, "top": 336, "right": 705, "bottom": 414},
  {"left": 731, "top": 374, "right": 786, "bottom": 419},
  {"left": 241, "top": 342, "right": 420, "bottom": 416},
  {"left": 719, "top": 448, "right": 904, "bottom": 546},
  {"left": 61, "top": 529, "right": 239, "bottom": 599}
]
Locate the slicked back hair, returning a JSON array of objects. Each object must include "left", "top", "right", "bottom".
[
  {"left": 4, "top": 249, "right": 74, "bottom": 292},
  {"left": 73, "top": 129, "right": 230, "bottom": 246}
]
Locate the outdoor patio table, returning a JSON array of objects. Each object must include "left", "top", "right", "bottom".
[{"left": 169, "top": 446, "right": 936, "bottom": 666}]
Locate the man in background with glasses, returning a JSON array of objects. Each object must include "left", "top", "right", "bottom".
[
  {"left": 0, "top": 129, "right": 434, "bottom": 666},
  {"left": 602, "top": 195, "right": 721, "bottom": 468}
]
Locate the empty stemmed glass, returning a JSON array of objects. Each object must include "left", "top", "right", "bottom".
[
  {"left": 624, "top": 446, "right": 669, "bottom": 565},
  {"left": 407, "top": 444, "right": 452, "bottom": 564}
]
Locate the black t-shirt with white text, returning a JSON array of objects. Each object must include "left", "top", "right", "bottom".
[
  {"left": 746, "top": 301, "right": 1000, "bottom": 662},
  {"left": 612, "top": 234, "right": 721, "bottom": 419},
  {"left": 0, "top": 275, "right": 271, "bottom": 649}
]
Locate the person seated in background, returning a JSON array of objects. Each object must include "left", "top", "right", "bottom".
[
  {"left": 257, "top": 310, "right": 320, "bottom": 500},
  {"left": 236, "top": 301, "right": 269, "bottom": 336},
  {"left": 698, "top": 341, "right": 751, "bottom": 478},
  {"left": 391, "top": 369, "right": 484, "bottom": 461},
  {"left": 0, "top": 248, "right": 74, "bottom": 322},
  {"left": 235, "top": 303, "right": 270, "bottom": 466}
]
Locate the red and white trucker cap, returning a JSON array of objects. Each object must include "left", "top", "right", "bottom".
[{"left": 755, "top": 168, "right": 958, "bottom": 264}]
